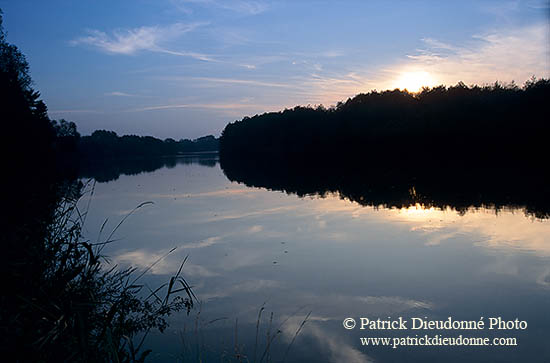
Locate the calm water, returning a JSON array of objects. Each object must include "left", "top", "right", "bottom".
[{"left": 81, "top": 155, "right": 550, "bottom": 362}]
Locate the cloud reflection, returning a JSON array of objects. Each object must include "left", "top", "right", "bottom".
[
  {"left": 112, "top": 248, "right": 218, "bottom": 277},
  {"left": 309, "top": 196, "right": 550, "bottom": 257},
  {"left": 281, "top": 317, "right": 374, "bottom": 363}
]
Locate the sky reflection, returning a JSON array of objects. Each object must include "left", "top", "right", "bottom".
[{"left": 81, "top": 160, "right": 550, "bottom": 362}]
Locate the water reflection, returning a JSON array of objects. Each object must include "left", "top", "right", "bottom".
[
  {"left": 220, "top": 155, "right": 550, "bottom": 219},
  {"left": 79, "top": 152, "right": 218, "bottom": 182},
  {"left": 81, "top": 156, "right": 550, "bottom": 362}
]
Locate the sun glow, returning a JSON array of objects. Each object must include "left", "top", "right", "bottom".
[
  {"left": 394, "top": 71, "right": 437, "bottom": 92},
  {"left": 398, "top": 203, "right": 441, "bottom": 220}
]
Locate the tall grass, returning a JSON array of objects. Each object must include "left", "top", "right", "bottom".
[
  {"left": 7, "top": 181, "right": 194, "bottom": 362},
  {"left": 177, "top": 303, "right": 311, "bottom": 362}
]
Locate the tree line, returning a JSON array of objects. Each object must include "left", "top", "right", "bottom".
[
  {"left": 220, "top": 79, "right": 549, "bottom": 169},
  {"left": 45, "top": 119, "right": 219, "bottom": 168},
  {"left": 78, "top": 130, "right": 218, "bottom": 161}
]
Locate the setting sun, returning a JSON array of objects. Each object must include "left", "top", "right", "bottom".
[{"left": 394, "top": 70, "right": 437, "bottom": 92}]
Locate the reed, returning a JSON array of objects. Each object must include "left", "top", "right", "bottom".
[
  {"left": 7, "top": 181, "right": 195, "bottom": 362},
  {"left": 176, "top": 304, "right": 311, "bottom": 362}
]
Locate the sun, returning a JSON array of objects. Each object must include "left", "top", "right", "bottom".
[{"left": 394, "top": 71, "right": 437, "bottom": 92}]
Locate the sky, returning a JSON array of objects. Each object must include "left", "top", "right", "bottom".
[{"left": 1, "top": 0, "right": 549, "bottom": 139}]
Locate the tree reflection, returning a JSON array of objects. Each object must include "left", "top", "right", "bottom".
[
  {"left": 220, "top": 155, "right": 549, "bottom": 219},
  {"left": 79, "top": 153, "right": 219, "bottom": 182}
]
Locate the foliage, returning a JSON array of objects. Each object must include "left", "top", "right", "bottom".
[
  {"left": 2, "top": 182, "right": 195, "bottom": 362},
  {"left": 1, "top": 10, "right": 55, "bottom": 170},
  {"left": 220, "top": 80, "right": 549, "bottom": 168},
  {"left": 79, "top": 132, "right": 219, "bottom": 161}
]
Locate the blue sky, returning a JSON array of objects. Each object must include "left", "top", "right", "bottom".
[{"left": 1, "top": 0, "right": 548, "bottom": 138}]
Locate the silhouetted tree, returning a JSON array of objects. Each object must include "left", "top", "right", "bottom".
[
  {"left": 220, "top": 80, "right": 549, "bottom": 169},
  {"left": 78, "top": 131, "right": 219, "bottom": 161},
  {"left": 1, "top": 11, "right": 55, "bottom": 168}
]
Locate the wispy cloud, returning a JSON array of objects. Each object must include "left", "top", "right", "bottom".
[
  {"left": 49, "top": 109, "right": 102, "bottom": 114},
  {"left": 71, "top": 22, "right": 211, "bottom": 60},
  {"left": 155, "top": 49, "right": 217, "bottom": 61},
  {"left": 192, "top": 76, "right": 295, "bottom": 88},
  {"left": 129, "top": 102, "right": 264, "bottom": 112},
  {"left": 151, "top": 75, "right": 296, "bottom": 89},
  {"left": 382, "top": 23, "right": 550, "bottom": 89},
  {"left": 295, "top": 72, "right": 374, "bottom": 106},
  {"left": 105, "top": 91, "right": 139, "bottom": 97},
  {"left": 126, "top": 95, "right": 296, "bottom": 114},
  {"left": 173, "top": 0, "right": 269, "bottom": 15},
  {"left": 304, "top": 23, "right": 549, "bottom": 106},
  {"left": 420, "top": 37, "right": 461, "bottom": 52}
]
